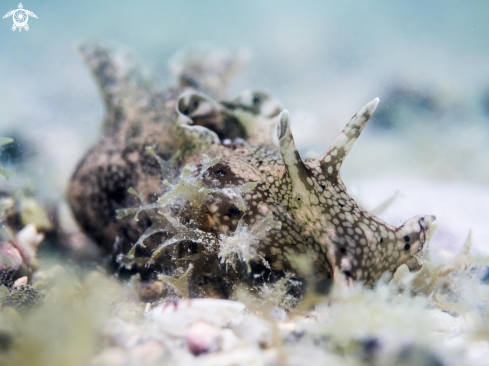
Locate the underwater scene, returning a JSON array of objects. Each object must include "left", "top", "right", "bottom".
[{"left": 1, "top": 1, "right": 489, "bottom": 365}]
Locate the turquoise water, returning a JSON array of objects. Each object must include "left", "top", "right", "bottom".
[{"left": 1, "top": 1, "right": 489, "bottom": 198}]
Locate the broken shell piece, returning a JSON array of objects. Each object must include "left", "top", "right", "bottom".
[
  {"left": 15, "top": 223, "right": 44, "bottom": 268},
  {"left": 13, "top": 276, "right": 28, "bottom": 288},
  {"left": 151, "top": 299, "right": 246, "bottom": 337}
]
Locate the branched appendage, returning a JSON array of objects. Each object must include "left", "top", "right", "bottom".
[
  {"left": 120, "top": 154, "right": 221, "bottom": 257},
  {"left": 118, "top": 151, "right": 260, "bottom": 262},
  {"left": 158, "top": 264, "right": 194, "bottom": 298},
  {"left": 115, "top": 186, "right": 160, "bottom": 222},
  {"left": 221, "top": 182, "right": 257, "bottom": 212},
  {"left": 146, "top": 146, "right": 172, "bottom": 177},
  {"left": 157, "top": 165, "right": 216, "bottom": 210},
  {"left": 116, "top": 154, "right": 222, "bottom": 225},
  {"left": 199, "top": 154, "right": 221, "bottom": 178},
  {"left": 150, "top": 213, "right": 219, "bottom": 261},
  {"left": 218, "top": 211, "right": 282, "bottom": 272}
]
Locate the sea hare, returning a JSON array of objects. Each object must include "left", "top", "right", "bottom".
[{"left": 68, "top": 41, "right": 435, "bottom": 296}]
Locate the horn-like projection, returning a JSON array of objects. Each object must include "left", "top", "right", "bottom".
[
  {"left": 169, "top": 45, "right": 247, "bottom": 99},
  {"left": 79, "top": 41, "right": 157, "bottom": 135},
  {"left": 277, "top": 111, "right": 311, "bottom": 201},
  {"left": 316, "top": 98, "right": 379, "bottom": 176}
]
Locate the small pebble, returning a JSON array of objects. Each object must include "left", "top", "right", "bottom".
[
  {"left": 186, "top": 321, "right": 221, "bottom": 356},
  {"left": 13, "top": 276, "right": 28, "bottom": 288}
]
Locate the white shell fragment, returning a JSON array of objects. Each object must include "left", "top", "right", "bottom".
[{"left": 151, "top": 299, "right": 246, "bottom": 336}]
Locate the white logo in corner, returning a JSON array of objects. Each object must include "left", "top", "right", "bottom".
[{"left": 3, "top": 3, "right": 37, "bottom": 32}]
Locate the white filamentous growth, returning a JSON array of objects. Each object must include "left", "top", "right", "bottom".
[
  {"left": 218, "top": 221, "right": 260, "bottom": 271},
  {"left": 218, "top": 212, "right": 281, "bottom": 271}
]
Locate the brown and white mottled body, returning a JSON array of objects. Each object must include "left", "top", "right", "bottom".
[
  {"left": 68, "top": 41, "right": 434, "bottom": 291},
  {"left": 190, "top": 105, "right": 433, "bottom": 285}
]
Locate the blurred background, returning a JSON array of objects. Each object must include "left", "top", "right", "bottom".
[{"left": 0, "top": 0, "right": 488, "bottom": 261}]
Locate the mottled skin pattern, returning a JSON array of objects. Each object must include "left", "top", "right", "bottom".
[
  {"left": 69, "top": 41, "right": 434, "bottom": 290},
  {"left": 195, "top": 105, "right": 434, "bottom": 286},
  {"left": 69, "top": 41, "right": 248, "bottom": 258}
]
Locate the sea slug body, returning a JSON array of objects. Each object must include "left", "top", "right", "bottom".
[{"left": 68, "top": 41, "right": 435, "bottom": 296}]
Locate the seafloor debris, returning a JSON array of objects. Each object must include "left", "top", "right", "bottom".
[
  {"left": 0, "top": 186, "right": 52, "bottom": 280},
  {"left": 0, "top": 284, "right": 44, "bottom": 312},
  {"left": 0, "top": 237, "right": 487, "bottom": 366},
  {"left": 68, "top": 41, "right": 435, "bottom": 298}
]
